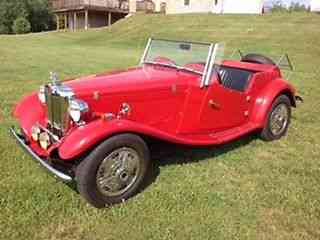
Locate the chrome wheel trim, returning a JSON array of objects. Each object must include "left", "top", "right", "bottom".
[
  {"left": 270, "top": 103, "right": 289, "bottom": 136},
  {"left": 96, "top": 147, "right": 141, "bottom": 197}
]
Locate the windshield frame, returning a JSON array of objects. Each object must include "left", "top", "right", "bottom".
[{"left": 140, "top": 38, "right": 222, "bottom": 88}]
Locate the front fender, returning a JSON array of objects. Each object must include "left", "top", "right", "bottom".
[
  {"left": 250, "top": 78, "right": 296, "bottom": 127},
  {"left": 58, "top": 119, "right": 180, "bottom": 160},
  {"left": 13, "top": 92, "right": 47, "bottom": 138}
]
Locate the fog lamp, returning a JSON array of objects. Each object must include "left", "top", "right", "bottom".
[
  {"left": 31, "top": 125, "right": 41, "bottom": 141},
  {"left": 39, "top": 132, "right": 50, "bottom": 150}
]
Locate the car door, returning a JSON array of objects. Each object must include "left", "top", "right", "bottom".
[{"left": 199, "top": 68, "right": 252, "bottom": 132}]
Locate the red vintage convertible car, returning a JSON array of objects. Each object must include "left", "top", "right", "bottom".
[{"left": 11, "top": 38, "right": 301, "bottom": 208}]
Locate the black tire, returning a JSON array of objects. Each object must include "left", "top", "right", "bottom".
[
  {"left": 76, "top": 134, "right": 150, "bottom": 208},
  {"left": 241, "top": 53, "right": 276, "bottom": 65},
  {"left": 261, "top": 95, "right": 291, "bottom": 141}
]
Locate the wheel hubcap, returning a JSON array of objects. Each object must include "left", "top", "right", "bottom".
[
  {"left": 270, "top": 103, "right": 289, "bottom": 136},
  {"left": 96, "top": 147, "right": 140, "bottom": 197}
]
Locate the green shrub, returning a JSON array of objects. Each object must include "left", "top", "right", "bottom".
[{"left": 12, "top": 17, "right": 31, "bottom": 34}]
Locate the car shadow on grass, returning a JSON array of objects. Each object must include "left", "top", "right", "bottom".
[
  {"left": 141, "top": 132, "right": 258, "bottom": 193},
  {"left": 63, "top": 133, "right": 258, "bottom": 202}
]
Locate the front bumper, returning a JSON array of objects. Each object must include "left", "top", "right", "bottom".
[{"left": 9, "top": 127, "right": 73, "bottom": 182}]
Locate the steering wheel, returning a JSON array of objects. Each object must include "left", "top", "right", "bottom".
[{"left": 153, "top": 57, "right": 177, "bottom": 66}]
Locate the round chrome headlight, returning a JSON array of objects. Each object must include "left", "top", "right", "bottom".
[
  {"left": 38, "top": 86, "right": 46, "bottom": 104},
  {"left": 69, "top": 99, "right": 89, "bottom": 123}
]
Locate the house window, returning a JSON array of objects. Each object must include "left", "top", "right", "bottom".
[
  {"left": 184, "top": 0, "right": 190, "bottom": 6},
  {"left": 215, "top": 0, "right": 218, "bottom": 6}
]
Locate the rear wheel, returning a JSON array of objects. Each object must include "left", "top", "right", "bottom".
[
  {"left": 261, "top": 95, "right": 291, "bottom": 141},
  {"left": 76, "top": 134, "right": 150, "bottom": 208}
]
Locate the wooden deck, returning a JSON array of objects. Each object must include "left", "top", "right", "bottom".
[{"left": 51, "top": 0, "right": 129, "bottom": 13}]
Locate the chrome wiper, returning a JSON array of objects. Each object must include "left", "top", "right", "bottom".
[{"left": 144, "top": 61, "right": 203, "bottom": 75}]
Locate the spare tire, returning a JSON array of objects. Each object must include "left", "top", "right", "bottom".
[{"left": 241, "top": 53, "right": 276, "bottom": 65}]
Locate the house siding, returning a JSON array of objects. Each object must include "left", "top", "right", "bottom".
[
  {"left": 213, "top": 0, "right": 264, "bottom": 14},
  {"left": 166, "top": 0, "right": 264, "bottom": 14},
  {"left": 311, "top": 0, "right": 320, "bottom": 12},
  {"left": 166, "top": 0, "right": 212, "bottom": 14}
]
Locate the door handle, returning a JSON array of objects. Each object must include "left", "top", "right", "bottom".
[{"left": 209, "top": 99, "right": 220, "bottom": 109}]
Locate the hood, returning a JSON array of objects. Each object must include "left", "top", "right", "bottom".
[{"left": 65, "top": 65, "right": 180, "bottom": 98}]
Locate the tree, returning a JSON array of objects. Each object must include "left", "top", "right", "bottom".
[
  {"left": 0, "top": 24, "right": 10, "bottom": 34},
  {"left": 271, "top": 0, "right": 287, "bottom": 12},
  {"left": 288, "top": 2, "right": 308, "bottom": 12},
  {"left": 271, "top": 0, "right": 309, "bottom": 13},
  {"left": 0, "top": 0, "right": 27, "bottom": 33},
  {"left": 0, "top": 0, "right": 55, "bottom": 34},
  {"left": 25, "top": 0, "right": 55, "bottom": 32}
]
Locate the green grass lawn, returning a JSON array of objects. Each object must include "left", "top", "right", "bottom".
[{"left": 1, "top": 12, "right": 320, "bottom": 240}]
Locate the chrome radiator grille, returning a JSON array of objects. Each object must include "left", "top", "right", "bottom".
[{"left": 45, "top": 86, "right": 70, "bottom": 133}]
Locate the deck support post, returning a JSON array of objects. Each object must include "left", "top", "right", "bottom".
[
  {"left": 108, "top": 12, "right": 112, "bottom": 26},
  {"left": 85, "top": 10, "right": 89, "bottom": 30},
  {"left": 129, "top": 0, "right": 137, "bottom": 13},
  {"left": 56, "top": 14, "right": 60, "bottom": 30},
  {"left": 64, "top": 13, "right": 67, "bottom": 29},
  {"left": 73, "top": 12, "right": 77, "bottom": 31}
]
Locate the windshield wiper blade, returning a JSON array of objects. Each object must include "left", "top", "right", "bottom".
[{"left": 144, "top": 61, "right": 203, "bottom": 75}]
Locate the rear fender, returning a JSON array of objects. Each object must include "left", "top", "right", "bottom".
[{"left": 250, "top": 78, "right": 296, "bottom": 127}]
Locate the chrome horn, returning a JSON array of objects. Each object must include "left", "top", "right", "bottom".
[{"left": 49, "top": 71, "right": 61, "bottom": 86}]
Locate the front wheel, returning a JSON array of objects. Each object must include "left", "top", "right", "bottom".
[
  {"left": 260, "top": 95, "right": 291, "bottom": 141},
  {"left": 76, "top": 134, "right": 150, "bottom": 208}
]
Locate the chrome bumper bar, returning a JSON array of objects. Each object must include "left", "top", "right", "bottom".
[{"left": 9, "top": 127, "right": 73, "bottom": 182}]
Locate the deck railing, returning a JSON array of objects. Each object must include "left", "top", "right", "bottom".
[
  {"left": 51, "top": 0, "right": 129, "bottom": 11},
  {"left": 136, "top": 0, "right": 155, "bottom": 12}
]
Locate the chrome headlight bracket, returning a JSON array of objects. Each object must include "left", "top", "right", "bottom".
[{"left": 38, "top": 86, "right": 46, "bottom": 104}]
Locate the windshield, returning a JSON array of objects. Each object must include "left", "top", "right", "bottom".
[
  {"left": 140, "top": 38, "right": 225, "bottom": 87},
  {"left": 141, "top": 39, "right": 212, "bottom": 74}
]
